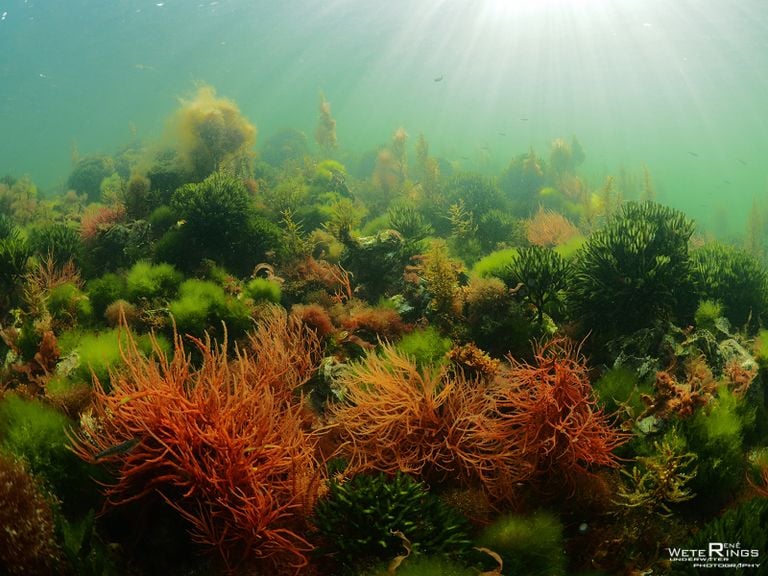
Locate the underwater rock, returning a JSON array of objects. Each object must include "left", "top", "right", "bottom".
[{"left": 719, "top": 338, "right": 759, "bottom": 373}]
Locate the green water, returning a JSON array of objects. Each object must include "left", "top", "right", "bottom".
[{"left": 1, "top": 0, "right": 767, "bottom": 236}]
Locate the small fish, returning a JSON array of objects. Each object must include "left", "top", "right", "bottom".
[
  {"left": 687, "top": 151, "right": 699, "bottom": 157},
  {"left": 737, "top": 158, "right": 748, "bottom": 166},
  {"left": 433, "top": 75, "right": 444, "bottom": 82},
  {"left": 723, "top": 180, "right": 732, "bottom": 185},
  {"left": 94, "top": 438, "right": 140, "bottom": 461},
  {"left": 520, "top": 117, "right": 529, "bottom": 122},
  {"left": 459, "top": 155, "right": 470, "bottom": 160},
  {"left": 498, "top": 132, "right": 506, "bottom": 136}
]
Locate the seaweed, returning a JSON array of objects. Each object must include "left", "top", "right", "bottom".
[
  {"left": 311, "top": 471, "right": 472, "bottom": 573},
  {"left": 569, "top": 201, "right": 695, "bottom": 345}
]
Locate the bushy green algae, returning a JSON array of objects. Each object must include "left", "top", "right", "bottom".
[
  {"left": 27, "top": 221, "right": 83, "bottom": 267},
  {"left": 0, "top": 394, "right": 96, "bottom": 516},
  {"left": 0, "top": 394, "right": 71, "bottom": 476},
  {"left": 673, "top": 498, "right": 768, "bottom": 575},
  {"left": 125, "top": 260, "right": 182, "bottom": 302},
  {"left": 553, "top": 233, "right": 586, "bottom": 259},
  {"left": 48, "top": 282, "right": 93, "bottom": 326},
  {"left": 569, "top": 201, "right": 694, "bottom": 341},
  {"left": 475, "top": 511, "right": 566, "bottom": 576},
  {"left": 691, "top": 243, "right": 768, "bottom": 334},
  {"left": 395, "top": 326, "right": 452, "bottom": 369},
  {"left": 243, "top": 277, "right": 282, "bottom": 304},
  {"left": 752, "top": 329, "right": 768, "bottom": 370},
  {"left": 58, "top": 328, "right": 169, "bottom": 388},
  {"left": 168, "top": 278, "right": 251, "bottom": 338},
  {"left": 86, "top": 273, "right": 127, "bottom": 319},
  {"left": 470, "top": 247, "right": 518, "bottom": 279},
  {"left": 312, "top": 471, "right": 472, "bottom": 573},
  {"left": 683, "top": 386, "right": 754, "bottom": 510},
  {"left": 503, "top": 245, "right": 569, "bottom": 323},
  {"left": 694, "top": 299, "right": 724, "bottom": 333},
  {"left": 593, "top": 365, "right": 649, "bottom": 418}
]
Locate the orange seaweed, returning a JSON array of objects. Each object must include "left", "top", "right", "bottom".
[{"left": 69, "top": 307, "right": 322, "bottom": 573}]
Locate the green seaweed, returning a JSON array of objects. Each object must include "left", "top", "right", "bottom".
[
  {"left": 86, "top": 273, "right": 128, "bottom": 319},
  {"left": 569, "top": 201, "right": 695, "bottom": 343},
  {"left": 504, "top": 245, "right": 570, "bottom": 323},
  {"left": 682, "top": 386, "right": 754, "bottom": 511},
  {"left": 48, "top": 282, "right": 93, "bottom": 326},
  {"left": 694, "top": 299, "right": 724, "bottom": 334},
  {"left": 169, "top": 278, "right": 251, "bottom": 338},
  {"left": 244, "top": 277, "right": 282, "bottom": 304},
  {"left": 593, "top": 365, "right": 649, "bottom": 419},
  {"left": 471, "top": 247, "right": 518, "bottom": 279},
  {"left": 673, "top": 498, "right": 768, "bottom": 575},
  {"left": 691, "top": 243, "right": 768, "bottom": 334},
  {"left": 27, "top": 222, "right": 83, "bottom": 267},
  {"left": 312, "top": 471, "right": 472, "bottom": 574},
  {"left": 475, "top": 511, "right": 566, "bottom": 576},
  {"left": 395, "top": 326, "right": 452, "bottom": 369},
  {"left": 125, "top": 260, "right": 182, "bottom": 302},
  {"left": 165, "top": 170, "right": 282, "bottom": 275},
  {"left": 0, "top": 394, "right": 97, "bottom": 517},
  {"left": 0, "top": 218, "right": 30, "bottom": 307},
  {"left": 59, "top": 328, "right": 168, "bottom": 389},
  {"left": 66, "top": 155, "right": 116, "bottom": 203}
]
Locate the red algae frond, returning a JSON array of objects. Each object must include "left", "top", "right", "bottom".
[
  {"left": 69, "top": 306, "right": 322, "bottom": 574},
  {"left": 328, "top": 344, "right": 504, "bottom": 489},
  {"left": 487, "top": 337, "right": 629, "bottom": 497}
]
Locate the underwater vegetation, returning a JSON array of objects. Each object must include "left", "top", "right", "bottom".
[
  {"left": 311, "top": 471, "right": 472, "bottom": 574},
  {"left": 68, "top": 306, "right": 322, "bottom": 573},
  {"left": 162, "top": 170, "right": 281, "bottom": 275},
  {"left": 503, "top": 245, "right": 569, "bottom": 324},
  {"left": 327, "top": 344, "right": 500, "bottom": 490},
  {"left": 2, "top": 86, "right": 768, "bottom": 575},
  {"left": 0, "top": 215, "right": 30, "bottom": 309},
  {"left": 569, "top": 201, "right": 695, "bottom": 343},
  {"left": 673, "top": 498, "right": 768, "bottom": 575},
  {"left": 67, "top": 155, "right": 117, "bottom": 204},
  {"left": 0, "top": 393, "right": 97, "bottom": 517},
  {"left": 690, "top": 243, "right": 768, "bottom": 333},
  {"left": 168, "top": 278, "right": 251, "bottom": 340},
  {"left": 171, "top": 85, "right": 257, "bottom": 181},
  {"left": 394, "top": 325, "right": 452, "bottom": 368},
  {"left": 475, "top": 511, "right": 566, "bottom": 576},
  {"left": 487, "top": 338, "right": 627, "bottom": 498},
  {"left": 0, "top": 452, "right": 63, "bottom": 575}
]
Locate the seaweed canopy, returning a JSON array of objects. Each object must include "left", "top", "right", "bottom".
[{"left": 172, "top": 85, "right": 256, "bottom": 179}]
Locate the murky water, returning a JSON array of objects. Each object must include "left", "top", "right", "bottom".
[{"left": 1, "top": 0, "right": 766, "bottom": 236}]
